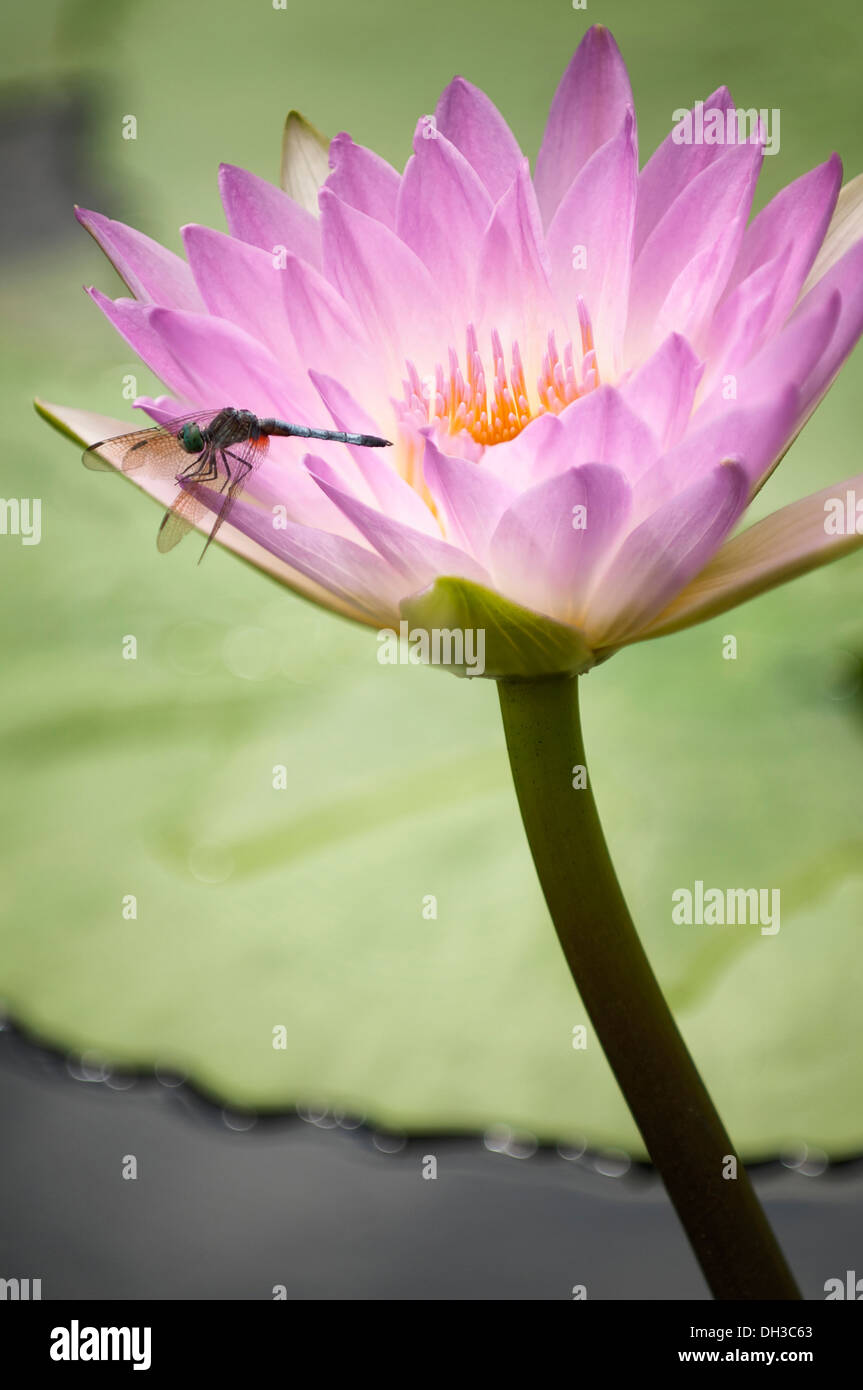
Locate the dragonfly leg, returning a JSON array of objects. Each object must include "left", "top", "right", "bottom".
[
  {"left": 178, "top": 449, "right": 217, "bottom": 482},
  {"left": 217, "top": 451, "right": 234, "bottom": 493},
  {"left": 197, "top": 452, "right": 252, "bottom": 562}
]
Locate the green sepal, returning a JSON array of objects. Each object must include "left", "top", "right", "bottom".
[{"left": 399, "top": 576, "right": 595, "bottom": 680}]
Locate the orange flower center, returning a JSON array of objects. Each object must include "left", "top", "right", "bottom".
[{"left": 399, "top": 304, "right": 600, "bottom": 448}]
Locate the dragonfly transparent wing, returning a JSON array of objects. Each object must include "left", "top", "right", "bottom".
[
  {"left": 196, "top": 443, "right": 264, "bottom": 560},
  {"left": 157, "top": 436, "right": 268, "bottom": 556},
  {"left": 82, "top": 411, "right": 221, "bottom": 475},
  {"left": 157, "top": 487, "right": 210, "bottom": 553}
]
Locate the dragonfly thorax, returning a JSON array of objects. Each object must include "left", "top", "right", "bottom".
[{"left": 178, "top": 423, "right": 205, "bottom": 454}]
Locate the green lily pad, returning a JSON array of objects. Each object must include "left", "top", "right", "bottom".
[{"left": 6, "top": 0, "right": 863, "bottom": 1161}]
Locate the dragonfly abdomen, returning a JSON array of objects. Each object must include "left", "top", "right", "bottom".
[{"left": 259, "top": 418, "right": 391, "bottom": 448}]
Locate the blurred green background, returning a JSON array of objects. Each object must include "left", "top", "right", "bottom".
[{"left": 2, "top": 0, "right": 863, "bottom": 1158}]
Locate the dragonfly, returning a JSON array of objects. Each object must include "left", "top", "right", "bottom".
[{"left": 83, "top": 406, "right": 392, "bottom": 559}]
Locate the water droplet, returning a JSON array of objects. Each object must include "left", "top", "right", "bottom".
[
  {"left": 781, "top": 1143, "right": 828, "bottom": 1177},
  {"left": 372, "top": 1132, "right": 407, "bottom": 1154},
  {"left": 483, "top": 1124, "right": 513, "bottom": 1154},
  {"left": 222, "top": 1110, "right": 257, "bottom": 1132},
  {"left": 506, "top": 1134, "right": 538, "bottom": 1160},
  {"left": 483, "top": 1124, "right": 536, "bottom": 1159},
  {"left": 593, "top": 1148, "right": 631, "bottom": 1178},
  {"left": 105, "top": 1073, "right": 137, "bottom": 1091},
  {"left": 334, "top": 1110, "right": 365, "bottom": 1130},
  {"left": 66, "top": 1052, "right": 109, "bottom": 1082},
  {"left": 557, "top": 1139, "right": 587, "bottom": 1162},
  {"left": 297, "top": 1104, "right": 338, "bottom": 1129},
  {"left": 154, "top": 1066, "right": 186, "bottom": 1088},
  {"left": 296, "top": 1103, "right": 330, "bottom": 1125}
]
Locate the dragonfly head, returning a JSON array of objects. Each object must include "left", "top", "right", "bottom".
[{"left": 178, "top": 422, "right": 205, "bottom": 454}]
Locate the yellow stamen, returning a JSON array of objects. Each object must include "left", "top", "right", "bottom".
[{"left": 400, "top": 310, "right": 599, "bottom": 449}]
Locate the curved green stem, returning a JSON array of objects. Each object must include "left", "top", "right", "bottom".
[{"left": 497, "top": 674, "right": 801, "bottom": 1301}]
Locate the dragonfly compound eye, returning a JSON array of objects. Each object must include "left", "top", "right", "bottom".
[{"left": 179, "top": 423, "right": 204, "bottom": 454}]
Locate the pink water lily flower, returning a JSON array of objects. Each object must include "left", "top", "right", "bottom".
[{"left": 42, "top": 24, "right": 863, "bottom": 676}]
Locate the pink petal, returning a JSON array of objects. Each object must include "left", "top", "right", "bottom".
[
  {"left": 799, "top": 171, "right": 863, "bottom": 298},
  {"left": 587, "top": 462, "right": 749, "bottom": 648},
  {"left": 788, "top": 235, "right": 863, "bottom": 413},
  {"left": 476, "top": 159, "right": 559, "bottom": 351},
  {"left": 433, "top": 76, "right": 523, "bottom": 200},
  {"left": 218, "top": 164, "right": 321, "bottom": 268},
  {"left": 232, "top": 451, "right": 372, "bottom": 542},
  {"left": 191, "top": 481, "right": 405, "bottom": 621},
  {"left": 657, "top": 226, "right": 745, "bottom": 351},
  {"left": 87, "top": 290, "right": 313, "bottom": 421},
  {"left": 634, "top": 87, "right": 735, "bottom": 258},
  {"left": 482, "top": 412, "right": 566, "bottom": 492},
  {"left": 306, "top": 369, "right": 385, "bottom": 439},
  {"left": 535, "top": 26, "right": 635, "bottom": 226},
  {"left": 76, "top": 208, "right": 205, "bottom": 313},
  {"left": 297, "top": 450, "right": 435, "bottom": 551},
  {"left": 133, "top": 394, "right": 196, "bottom": 424},
  {"left": 626, "top": 138, "right": 764, "bottom": 363},
  {"left": 395, "top": 119, "right": 494, "bottom": 314},
  {"left": 546, "top": 111, "right": 637, "bottom": 376},
  {"left": 712, "top": 154, "right": 842, "bottom": 349},
  {"left": 324, "top": 133, "right": 401, "bottom": 227},
  {"left": 693, "top": 260, "right": 863, "bottom": 499},
  {"left": 309, "top": 371, "right": 441, "bottom": 536},
  {"left": 275, "top": 251, "right": 378, "bottom": 403},
  {"left": 701, "top": 246, "right": 863, "bottom": 499},
  {"left": 320, "top": 188, "right": 452, "bottom": 375},
  {"left": 297, "top": 449, "right": 376, "bottom": 505},
  {"left": 489, "top": 464, "right": 632, "bottom": 625},
  {"left": 618, "top": 333, "right": 704, "bottom": 451},
  {"left": 308, "top": 469, "right": 491, "bottom": 590},
  {"left": 697, "top": 287, "right": 841, "bottom": 431},
  {"left": 526, "top": 384, "right": 661, "bottom": 489},
  {"left": 638, "top": 466, "right": 863, "bottom": 640},
  {"left": 182, "top": 224, "right": 300, "bottom": 365},
  {"left": 636, "top": 385, "right": 800, "bottom": 516},
  {"left": 421, "top": 436, "right": 516, "bottom": 564},
  {"left": 698, "top": 245, "right": 794, "bottom": 394}
]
